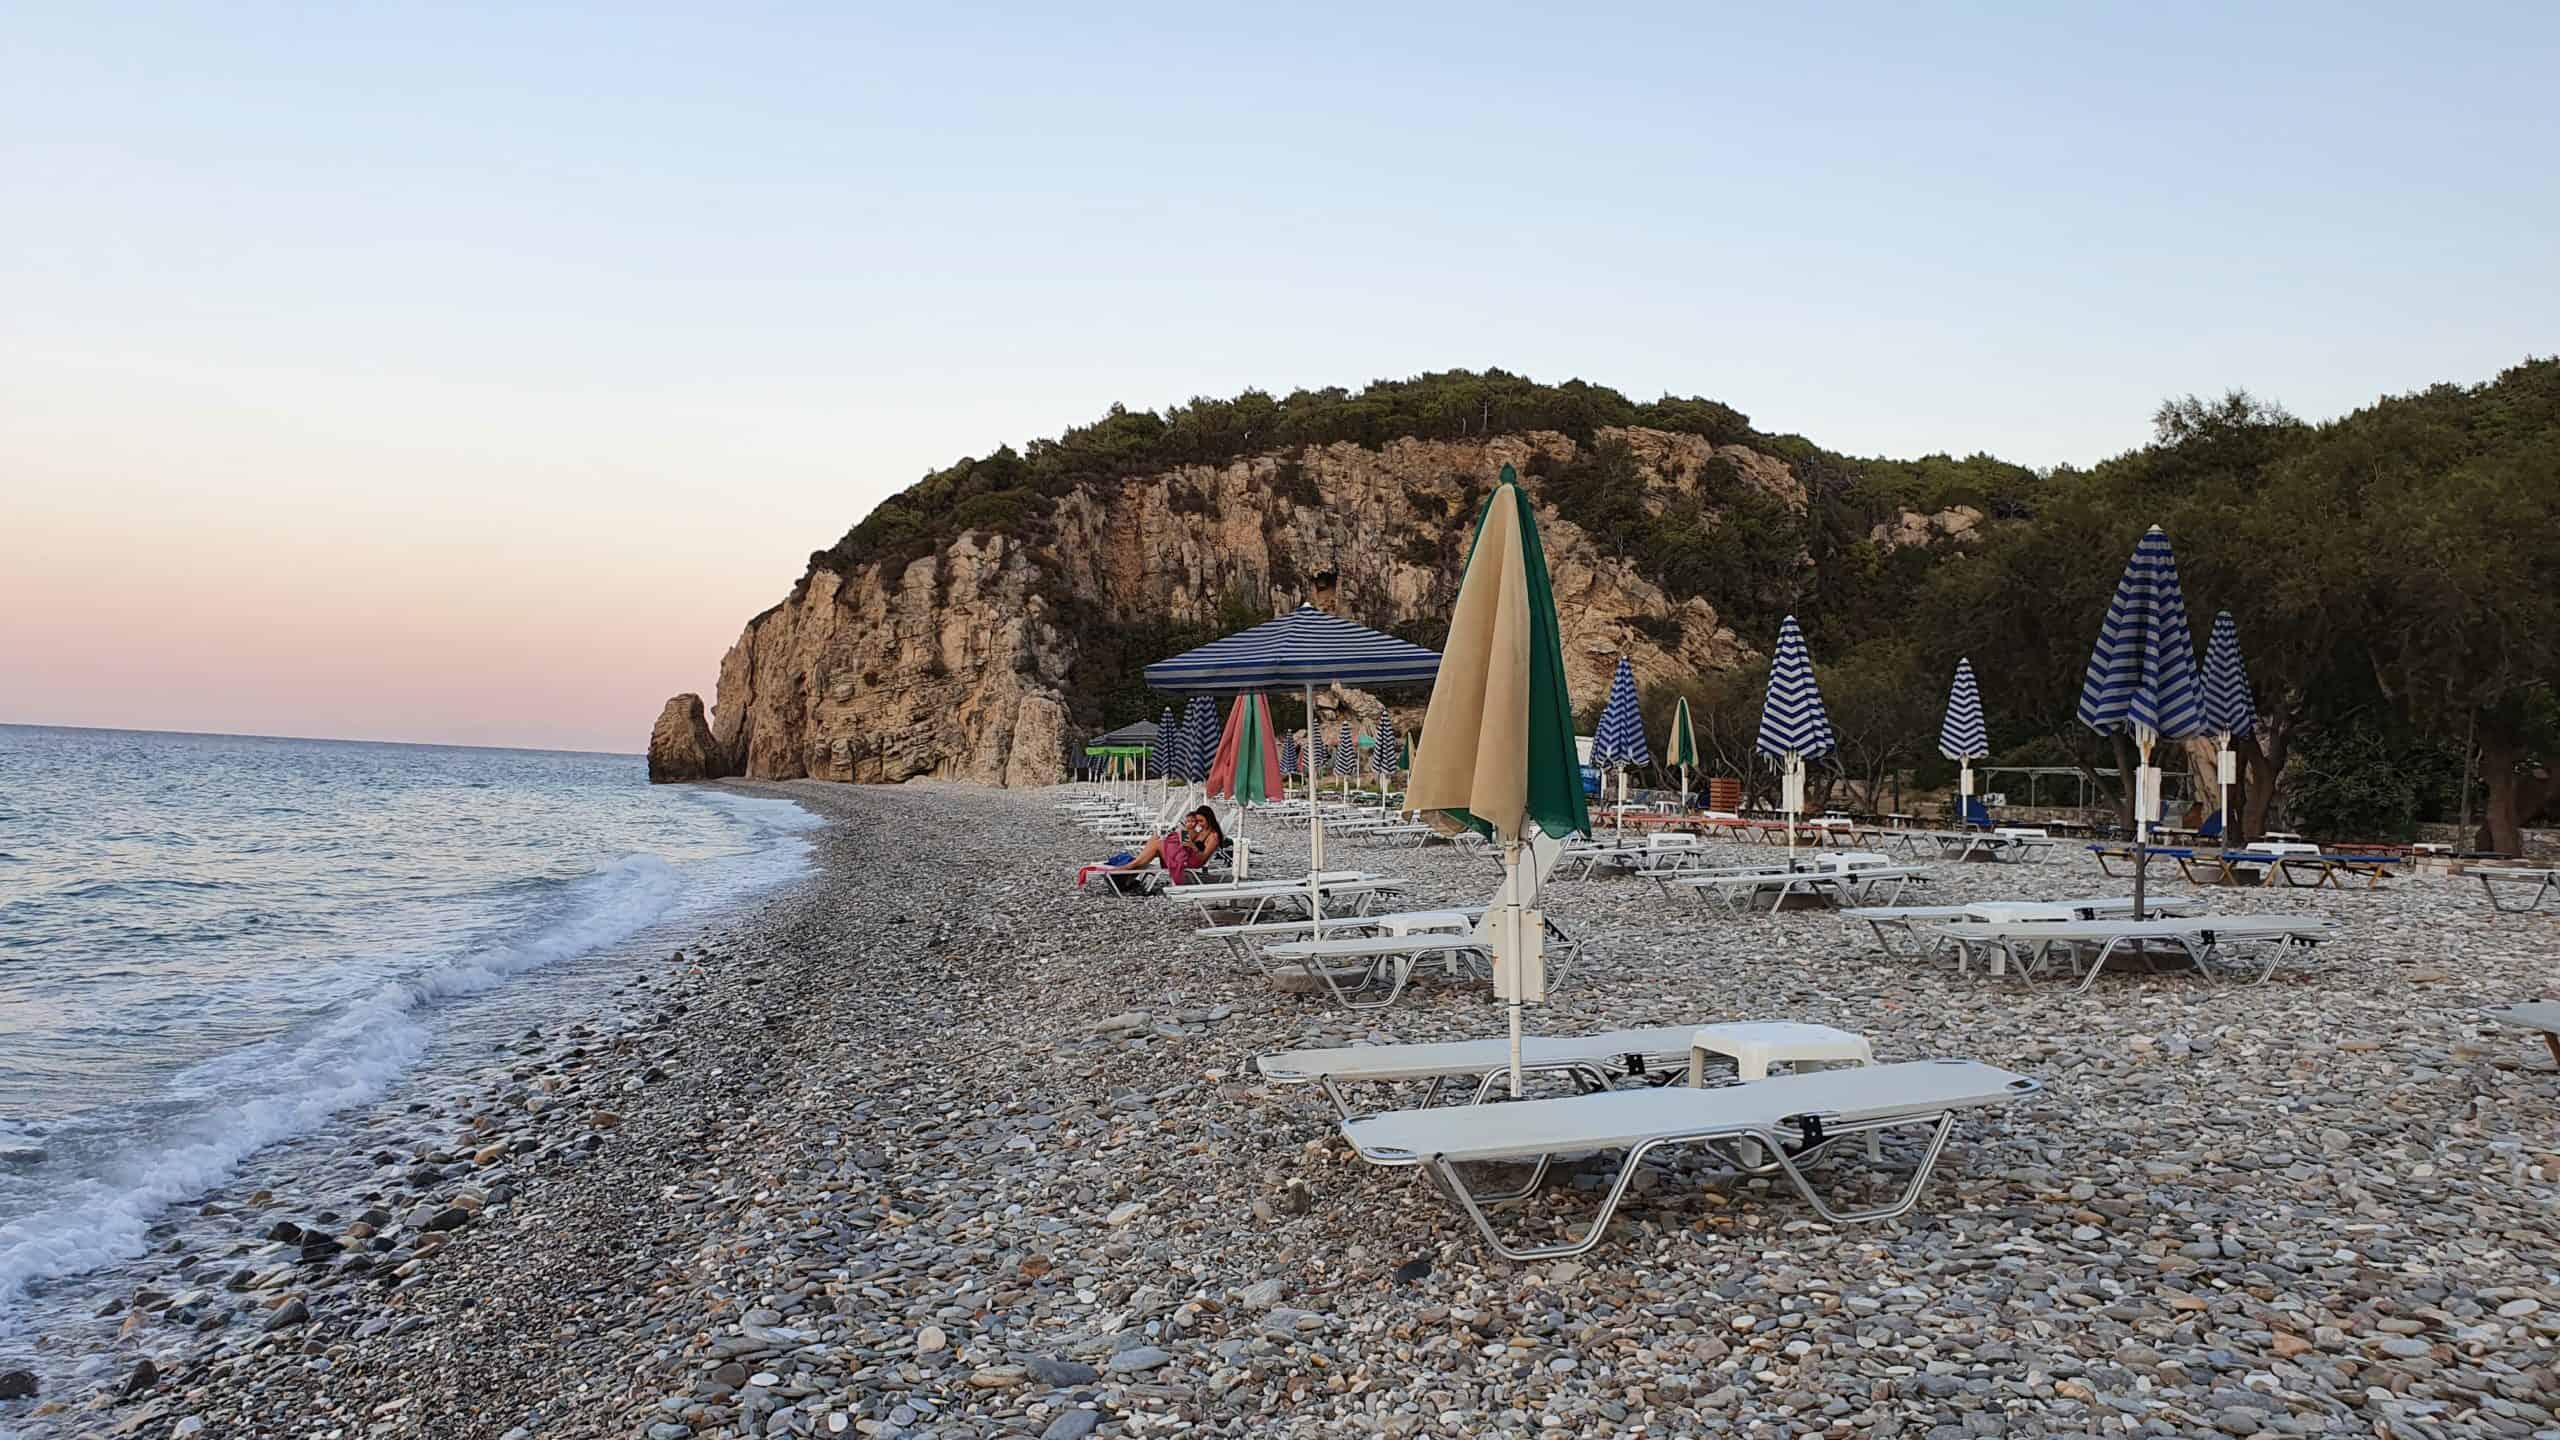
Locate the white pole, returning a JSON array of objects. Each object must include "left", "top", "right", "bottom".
[
  {"left": 1503, "top": 839, "right": 1524, "bottom": 1097},
  {"left": 1304, "top": 681, "right": 1324, "bottom": 927},
  {"left": 2216, "top": 738, "right": 2233, "bottom": 848}
]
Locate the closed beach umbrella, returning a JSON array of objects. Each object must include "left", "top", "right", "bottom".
[
  {"left": 1205, "top": 693, "right": 1282, "bottom": 803},
  {"left": 1755, "top": 616, "right": 1836, "bottom": 860},
  {"left": 2077, "top": 525, "right": 2204, "bottom": 912},
  {"left": 2201, "top": 611, "right": 2255, "bottom": 847},
  {"left": 1374, "top": 711, "right": 1401, "bottom": 804},
  {"left": 1182, "top": 695, "right": 1219, "bottom": 784},
  {"left": 1666, "top": 694, "right": 1700, "bottom": 808},
  {"left": 1204, "top": 692, "right": 1282, "bottom": 876},
  {"left": 1332, "top": 719, "right": 1358, "bottom": 801},
  {"left": 1280, "top": 732, "right": 1301, "bottom": 780},
  {"left": 1166, "top": 703, "right": 1198, "bottom": 785},
  {"left": 1939, "top": 658, "right": 1989, "bottom": 825},
  {"left": 1156, "top": 706, "right": 1176, "bottom": 786},
  {"left": 1591, "top": 655, "right": 1651, "bottom": 837},
  {"left": 1409, "top": 465, "right": 1589, "bottom": 1094},
  {"left": 1144, "top": 603, "right": 1442, "bottom": 924}
]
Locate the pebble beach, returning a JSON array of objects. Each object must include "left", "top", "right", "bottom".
[{"left": 8, "top": 780, "right": 2560, "bottom": 1440}]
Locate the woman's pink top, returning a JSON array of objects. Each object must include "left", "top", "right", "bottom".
[{"left": 1159, "top": 831, "right": 1200, "bottom": 884}]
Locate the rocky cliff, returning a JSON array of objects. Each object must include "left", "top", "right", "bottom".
[{"left": 655, "top": 422, "right": 1976, "bottom": 787}]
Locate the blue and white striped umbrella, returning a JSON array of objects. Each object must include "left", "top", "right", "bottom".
[
  {"left": 1184, "top": 695, "right": 1221, "bottom": 783},
  {"left": 1754, "top": 616, "right": 1836, "bottom": 760},
  {"left": 2201, "top": 612, "right": 2255, "bottom": 739},
  {"left": 1280, "top": 733, "right": 1301, "bottom": 777},
  {"left": 2077, "top": 526, "right": 2204, "bottom": 745},
  {"left": 1157, "top": 707, "right": 1177, "bottom": 779},
  {"left": 1143, "top": 604, "right": 1441, "bottom": 694},
  {"left": 1332, "top": 721, "right": 1359, "bottom": 778},
  {"left": 1938, "top": 658, "right": 1988, "bottom": 762},
  {"left": 1374, "top": 711, "right": 1401, "bottom": 775},
  {"left": 1591, "top": 656, "right": 1652, "bottom": 768}
]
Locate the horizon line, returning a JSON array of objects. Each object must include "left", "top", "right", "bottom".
[{"left": 0, "top": 719, "right": 643, "bottom": 760}]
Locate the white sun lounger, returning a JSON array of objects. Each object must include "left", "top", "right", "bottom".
[
  {"left": 1839, "top": 895, "right": 2205, "bottom": 956},
  {"left": 2484, "top": 1001, "right": 2560, "bottom": 1067},
  {"left": 1674, "top": 863, "right": 1926, "bottom": 915},
  {"left": 1259, "top": 1025, "right": 1707, "bottom": 1117},
  {"left": 1922, "top": 914, "right": 2340, "bottom": 991},
  {"left": 1197, "top": 907, "right": 1484, "bottom": 962},
  {"left": 1258, "top": 919, "right": 1586, "bottom": 1010},
  {"left": 1340, "top": 1059, "right": 2039, "bottom": 1259},
  {"left": 2476, "top": 867, "right": 2560, "bottom": 915}
]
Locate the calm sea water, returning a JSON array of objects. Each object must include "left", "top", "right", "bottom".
[{"left": 0, "top": 725, "right": 818, "bottom": 1315}]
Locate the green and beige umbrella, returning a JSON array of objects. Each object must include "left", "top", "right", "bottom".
[
  {"left": 1409, "top": 464, "right": 1590, "bottom": 1095},
  {"left": 1667, "top": 693, "right": 1700, "bottom": 808}
]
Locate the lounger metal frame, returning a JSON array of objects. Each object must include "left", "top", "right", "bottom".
[
  {"left": 2476, "top": 868, "right": 2560, "bottom": 915},
  {"left": 1352, "top": 1071, "right": 2041, "bottom": 1260},
  {"left": 1927, "top": 919, "right": 2335, "bottom": 992}
]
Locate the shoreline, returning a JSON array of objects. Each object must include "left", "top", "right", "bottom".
[{"left": 7, "top": 780, "right": 2558, "bottom": 1439}]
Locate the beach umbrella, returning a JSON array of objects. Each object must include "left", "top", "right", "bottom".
[
  {"left": 2077, "top": 525, "right": 2205, "bottom": 913},
  {"left": 1374, "top": 711, "right": 1401, "bottom": 805},
  {"left": 1939, "top": 658, "right": 1989, "bottom": 825},
  {"left": 1144, "top": 603, "right": 1442, "bottom": 925},
  {"left": 1331, "top": 719, "right": 1358, "bottom": 802},
  {"left": 1156, "top": 706, "right": 1176, "bottom": 787},
  {"left": 1408, "top": 465, "right": 1589, "bottom": 1095},
  {"left": 1666, "top": 694, "right": 1700, "bottom": 808},
  {"left": 1178, "top": 695, "right": 1215, "bottom": 783},
  {"left": 2201, "top": 611, "right": 2256, "bottom": 847},
  {"left": 1165, "top": 703, "right": 1197, "bottom": 786},
  {"left": 1205, "top": 692, "right": 1284, "bottom": 875},
  {"left": 1591, "top": 655, "right": 1651, "bottom": 838},
  {"left": 1280, "top": 732, "right": 1301, "bottom": 781},
  {"left": 1754, "top": 615, "right": 1836, "bottom": 861}
]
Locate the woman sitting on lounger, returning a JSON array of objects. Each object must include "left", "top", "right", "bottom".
[{"left": 1108, "top": 806, "right": 1226, "bottom": 885}]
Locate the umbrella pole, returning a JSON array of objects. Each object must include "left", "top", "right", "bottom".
[
  {"left": 1304, "top": 681, "right": 1324, "bottom": 927},
  {"left": 1503, "top": 839, "right": 1524, "bottom": 1098},
  {"left": 2134, "top": 735, "right": 2154, "bottom": 916}
]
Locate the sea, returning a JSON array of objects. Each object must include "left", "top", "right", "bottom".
[{"left": 0, "top": 725, "right": 819, "bottom": 1365}]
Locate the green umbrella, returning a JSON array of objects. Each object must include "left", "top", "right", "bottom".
[
  {"left": 1667, "top": 694, "right": 1700, "bottom": 807},
  {"left": 1409, "top": 465, "right": 1589, "bottom": 1093}
]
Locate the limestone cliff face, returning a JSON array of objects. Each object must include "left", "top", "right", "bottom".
[{"left": 688, "top": 428, "right": 1875, "bottom": 787}]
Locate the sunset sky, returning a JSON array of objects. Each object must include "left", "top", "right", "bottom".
[{"left": 6, "top": 2, "right": 2554, "bottom": 752}]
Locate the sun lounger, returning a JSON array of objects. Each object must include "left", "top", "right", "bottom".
[
  {"left": 1921, "top": 914, "right": 2340, "bottom": 991},
  {"left": 1161, "top": 874, "right": 1403, "bottom": 923},
  {"left": 1672, "top": 860, "right": 1925, "bottom": 915},
  {"left": 1838, "top": 895, "right": 2204, "bottom": 956},
  {"left": 2087, "top": 843, "right": 2194, "bottom": 878},
  {"left": 1197, "top": 907, "right": 1484, "bottom": 962},
  {"left": 2484, "top": 1002, "right": 2560, "bottom": 1067},
  {"left": 1340, "top": 1059, "right": 2039, "bottom": 1259},
  {"left": 1258, "top": 1025, "right": 1715, "bottom": 1118},
  {"left": 1257, "top": 917, "right": 1586, "bottom": 1010},
  {"left": 1258, "top": 1019, "right": 1875, "bottom": 1127},
  {"left": 2475, "top": 867, "right": 2560, "bottom": 915}
]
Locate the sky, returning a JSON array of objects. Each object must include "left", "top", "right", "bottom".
[{"left": 4, "top": 3, "right": 2554, "bottom": 752}]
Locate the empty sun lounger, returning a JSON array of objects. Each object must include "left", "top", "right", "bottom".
[
  {"left": 1261, "top": 1021, "right": 1873, "bottom": 1120},
  {"left": 2484, "top": 1002, "right": 2560, "bottom": 1067},
  {"left": 2475, "top": 867, "right": 2560, "bottom": 915},
  {"left": 1672, "top": 861, "right": 1926, "bottom": 915},
  {"left": 1838, "top": 895, "right": 2204, "bottom": 956},
  {"left": 1921, "top": 914, "right": 2340, "bottom": 991},
  {"left": 1258, "top": 917, "right": 1586, "bottom": 1010},
  {"left": 1340, "top": 1059, "right": 2039, "bottom": 1259},
  {"left": 1197, "top": 907, "right": 1484, "bottom": 962}
]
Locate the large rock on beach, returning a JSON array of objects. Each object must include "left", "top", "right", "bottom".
[{"left": 646, "top": 694, "right": 727, "bottom": 784}]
